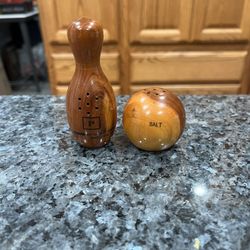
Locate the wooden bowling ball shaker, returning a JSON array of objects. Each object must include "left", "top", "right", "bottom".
[
  {"left": 123, "top": 88, "right": 185, "bottom": 151},
  {"left": 66, "top": 17, "right": 117, "bottom": 148}
]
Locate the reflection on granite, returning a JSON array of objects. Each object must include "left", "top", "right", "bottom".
[{"left": 0, "top": 95, "right": 249, "bottom": 250}]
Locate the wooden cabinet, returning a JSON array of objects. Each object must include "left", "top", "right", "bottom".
[
  {"left": 128, "top": 0, "right": 193, "bottom": 43},
  {"left": 38, "top": 0, "right": 250, "bottom": 95},
  {"left": 192, "top": 0, "right": 250, "bottom": 41},
  {"left": 191, "top": 0, "right": 250, "bottom": 41},
  {"left": 51, "top": 53, "right": 120, "bottom": 95},
  {"left": 130, "top": 51, "right": 247, "bottom": 82},
  {"left": 39, "top": 0, "right": 118, "bottom": 44},
  {"left": 38, "top": 0, "right": 120, "bottom": 95}
]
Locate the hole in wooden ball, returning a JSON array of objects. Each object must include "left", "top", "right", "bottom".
[
  {"left": 86, "top": 103, "right": 90, "bottom": 106},
  {"left": 79, "top": 107, "right": 81, "bottom": 110},
  {"left": 78, "top": 97, "right": 81, "bottom": 100},
  {"left": 87, "top": 112, "right": 90, "bottom": 115},
  {"left": 95, "top": 97, "right": 99, "bottom": 100},
  {"left": 95, "top": 107, "right": 98, "bottom": 110},
  {"left": 86, "top": 93, "right": 90, "bottom": 96}
]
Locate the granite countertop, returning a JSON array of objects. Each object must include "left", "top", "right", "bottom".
[{"left": 0, "top": 95, "right": 249, "bottom": 250}]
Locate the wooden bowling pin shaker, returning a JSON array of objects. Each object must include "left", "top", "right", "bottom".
[{"left": 66, "top": 17, "right": 117, "bottom": 148}]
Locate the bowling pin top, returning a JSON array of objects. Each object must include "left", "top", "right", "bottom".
[{"left": 67, "top": 17, "right": 103, "bottom": 66}]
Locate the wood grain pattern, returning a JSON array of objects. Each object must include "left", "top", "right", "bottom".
[
  {"left": 37, "top": 0, "right": 57, "bottom": 93},
  {"left": 191, "top": 0, "right": 250, "bottom": 41},
  {"left": 128, "top": 0, "right": 193, "bottom": 43},
  {"left": 37, "top": 0, "right": 250, "bottom": 95},
  {"left": 119, "top": 0, "right": 130, "bottom": 94},
  {"left": 44, "top": 0, "right": 118, "bottom": 44},
  {"left": 131, "top": 51, "right": 247, "bottom": 82},
  {"left": 131, "top": 84, "right": 241, "bottom": 95},
  {"left": 123, "top": 88, "right": 185, "bottom": 151},
  {"left": 51, "top": 53, "right": 119, "bottom": 84},
  {"left": 241, "top": 44, "right": 250, "bottom": 94},
  {"left": 66, "top": 17, "right": 117, "bottom": 148},
  {"left": 56, "top": 85, "right": 120, "bottom": 96}
]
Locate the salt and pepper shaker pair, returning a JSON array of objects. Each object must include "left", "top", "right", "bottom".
[{"left": 67, "top": 17, "right": 185, "bottom": 151}]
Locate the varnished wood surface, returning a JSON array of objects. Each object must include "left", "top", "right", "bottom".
[
  {"left": 40, "top": 0, "right": 118, "bottom": 44},
  {"left": 51, "top": 53, "right": 119, "bottom": 85},
  {"left": 191, "top": 0, "right": 250, "bottom": 41},
  {"left": 128, "top": 0, "right": 193, "bottom": 43},
  {"left": 241, "top": 44, "right": 250, "bottom": 94},
  {"left": 131, "top": 83, "right": 241, "bottom": 95},
  {"left": 66, "top": 17, "right": 117, "bottom": 148},
  {"left": 123, "top": 88, "right": 185, "bottom": 151},
  {"left": 38, "top": 0, "right": 250, "bottom": 95},
  {"left": 119, "top": 0, "right": 130, "bottom": 94},
  {"left": 57, "top": 85, "right": 120, "bottom": 96},
  {"left": 37, "top": 0, "right": 120, "bottom": 95},
  {"left": 130, "top": 51, "right": 247, "bottom": 82}
]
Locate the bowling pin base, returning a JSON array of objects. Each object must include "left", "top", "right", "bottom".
[{"left": 72, "top": 131, "right": 111, "bottom": 148}]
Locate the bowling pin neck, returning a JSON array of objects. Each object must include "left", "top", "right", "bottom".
[{"left": 67, "top": 17, "right": 103, "bottom": 67}]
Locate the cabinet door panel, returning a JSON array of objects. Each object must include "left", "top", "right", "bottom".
[
  {"left": 39, "top": 0, "right": 118, "bottom": 44},
  {"left": 130, "top": 51, "right": 247, "bottom": 82},
  {"left": 192, "top": 0, "right": 250, "bottom": 41},
  {"left": 131, "top": 84, "right": 240, "bottom": 95},
  {"left": 51, "top": 53, "right": 119, "bottom": 84},
  {"left": 51, "top": 53, "right": 120, "bottom": 95},
  {"left": 129, "top": 0, "right": 193, "bottom": 43}
]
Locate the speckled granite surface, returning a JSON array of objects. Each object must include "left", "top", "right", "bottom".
[{"left": 0, "top": 95, "right": 249, "bottom": 250}]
